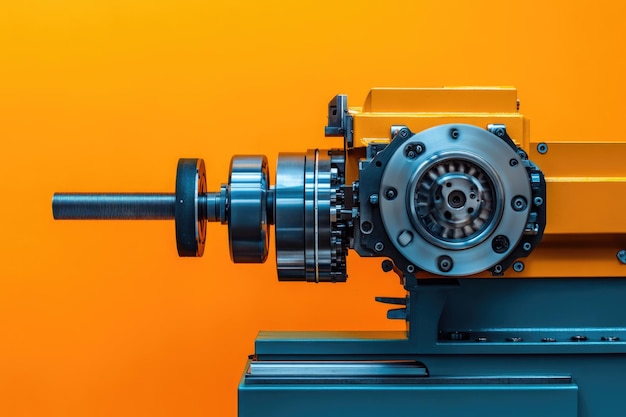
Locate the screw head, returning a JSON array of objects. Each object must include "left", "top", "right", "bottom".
[
  {"left": 511, "top": 196, "right": 527, "bottom": 212},
  {"left": 602, "top": 336, "right": 620, "bottom": 342},
  {"left": 447, "top": 331, "right": 469, "bottom": 341},
  {"left": 368, "top": 194, "right": 379, "bottom": 205},
  {"left": 513, "top": 261, "right": 525, "bottom": 272},
  {"left": 537, "top": 142, "right": 548, "bottom": 154},
  {"left": 437, "top": 255, "right": 453, "bottom": 273},
  {"left": 374, "top": 242, "right": 384, "bottom": 252},
  {"left": 509, "top": 158, "right": 518, "bottom": 167},
  {"left": 361, "top": 221, "right": 373, "bottom": 233},
  {"left": 450, "top": 128, "right": 460, "bottom": 139},
  {"left": 381, "top": 260, "right": 394, "bottom": 272},
  {"left": 385, "top": 188, "right": 397, "bottom": 200},
  {"left": 492, "top": 235, "right": 510, "bottom": 254},
  {"left": 506, "top": 337, "right": 524, "bottom": 342}
]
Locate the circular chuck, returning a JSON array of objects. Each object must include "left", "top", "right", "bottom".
[
  {"left": 176, "top": 158, "right": 207, "bottom": 257},
  {"left": 379, "top": 124, "right": 533, "bottom": 276},
  {"left": 228, "top": 155, "right": 270, "bottom": 263},
  {"left": 275, "top": 150, "right": 348, "bottom": 282}
]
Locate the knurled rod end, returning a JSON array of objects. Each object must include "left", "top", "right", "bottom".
[{"left": 52, "top": 193, "right": 176, "bottom": 220}]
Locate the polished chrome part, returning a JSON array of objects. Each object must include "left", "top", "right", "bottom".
[
  {"left": 276, "top": 150, "right": 347, "bottom": 282},
  {"left": 228, "top": 155, "right": 270, "bottom": 263},
  {"left": 379, "top": 124, "right": 532, "bottom": 276},
  {"left": 275, "top": 153, "right": 306, "bottom": 280},
  {"left": 205, "top": 191, "right": 226, "bottom": 223}
]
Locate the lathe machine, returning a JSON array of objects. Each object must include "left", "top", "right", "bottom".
[{"left": 52, "top": 87, "right": 626, "bottom": 417}]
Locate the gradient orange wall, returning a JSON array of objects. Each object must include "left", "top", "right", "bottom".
[{"left": 1, "top": 1, "right": 625, "bottom": 416}]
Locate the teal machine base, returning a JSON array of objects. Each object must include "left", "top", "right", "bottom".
[{"left": 238, "top": 279, "right": 626, "bottom": 417}]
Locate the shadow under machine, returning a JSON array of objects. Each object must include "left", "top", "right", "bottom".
[{"left": 53, "top": 88, "right": 626, "bottom": 417}]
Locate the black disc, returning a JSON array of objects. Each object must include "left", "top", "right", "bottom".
[{"left": 175, "top": 158, "right": 207, "bottom": 257}]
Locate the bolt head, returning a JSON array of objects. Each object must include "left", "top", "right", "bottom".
[
  {"left": 381, "top": 260, "right": 394, "bottom": 272},
  {"left": 385, "top": 188, "right": 397, "bottom": 200}
]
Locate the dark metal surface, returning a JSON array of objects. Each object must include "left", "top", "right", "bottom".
[
  {"left": 52, "top": 193, "right": 176, "bottom": 220},
  {"left": 175, "top": 158, "right": 207, "bottom": 257}
]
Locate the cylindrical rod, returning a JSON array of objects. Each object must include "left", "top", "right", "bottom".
[{"left": 52, "top": 193, "right": 176, "bottom": 220}]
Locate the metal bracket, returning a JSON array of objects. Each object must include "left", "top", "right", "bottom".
[{"left": 324, "top": 94, "right": 354, "bottom": 148}]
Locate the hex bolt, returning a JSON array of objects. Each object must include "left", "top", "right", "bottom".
[
  {"left": 437, "top": 255, "right": 453, "bottom": 273},
  {"left": 374, "top": 241, "right": 384, "bottom": 252},
  {"left": 513, "top": 261, "right": 525, "bottom": 272},
  {"left": 509, "top": 158, "right": 518, "bottom": 167},
  {"left": 450, "top": 128, "right": 460, "bottom": 139},
  {"left": 511, "top": 196, "right": 527, "bottom": 212},
  {"left": 533, "top": 196, "right": 544, "bottom": 206},
  {"left": 368, "top": 194, "right": 379, "bottom": 205},
  {"left": 385, "top": 188, "right": 397, "bottom": 200},
  {"left": 537, "top": 142, "right": 548, "bottom": 154},
  {"left": 492, "top": 235, "right": 510, "bottom": 254},
  {"left": 617, "top": 249, "right": 626, "bottom": 264},
  {"left": 361, "top": 221, "right": 373, "bottom": 233}
]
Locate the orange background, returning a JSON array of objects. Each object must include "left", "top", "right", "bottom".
[{"left": 1, "top": 1, "right": 625, "bottom": 416}]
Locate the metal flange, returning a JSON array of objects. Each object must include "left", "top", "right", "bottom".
[{"left": 175, "top": 158, "right": 207, "bottom": 257}]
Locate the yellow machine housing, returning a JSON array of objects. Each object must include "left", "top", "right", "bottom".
[{"left": 345, "top": 87, "right": 626, "bottom": 278}]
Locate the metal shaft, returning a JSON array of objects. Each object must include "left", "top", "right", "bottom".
[{"left": 52, "top": 193, "right": 176, "bottom": 220}]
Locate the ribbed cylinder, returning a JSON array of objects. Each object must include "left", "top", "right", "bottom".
[{"left": 52, "top": 193, "right": 176, "bottom": 220}]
